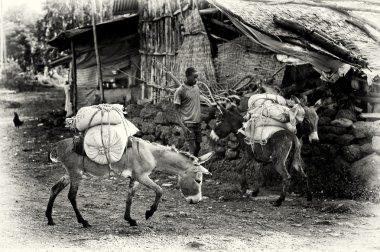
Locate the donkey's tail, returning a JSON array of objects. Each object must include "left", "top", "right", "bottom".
[
  {"left": 48, "top": 144, "right": 59, "bottom": 163},
  {"left": 290, "top": 134, "right": 303, "bottom": 173}
]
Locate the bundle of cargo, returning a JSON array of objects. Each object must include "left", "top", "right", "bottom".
[
  {"left": 241, "top": 94, "right": 304, "bottom": 145},
  {"left": 70, "top": 104, "right": 140, "bottom": 165}
]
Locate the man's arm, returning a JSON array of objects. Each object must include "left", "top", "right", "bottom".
[{"left": 174, "top": 104, "right": 191, "bottom": 133}]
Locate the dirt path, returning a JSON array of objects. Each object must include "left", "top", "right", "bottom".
[{"left": 0, "top": 87, "right": 379, "bottom": 251}]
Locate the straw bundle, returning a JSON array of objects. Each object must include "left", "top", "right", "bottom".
[{"left": 174, "top": 10, "right": 217, "bottom": 89}]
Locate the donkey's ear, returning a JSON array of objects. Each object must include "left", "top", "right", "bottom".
[
  {"left": 313, "top": 99, "right": 323, "bottom": 111},
  {"left": 289, "top": 104, "right": 305, "bottom": 123},
  {"left": 195, "top": 165, "right": 212, "bottom": 175},
  {"left": 197, "top": 151, "right": 215, "bottom": 164}
]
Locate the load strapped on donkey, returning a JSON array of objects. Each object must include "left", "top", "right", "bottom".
[
  {"left": 241, "top": 93, "right": 307, "bottom": 148},
  {"left": 67, "top": 103, "right": 139, "bottom": 169}
]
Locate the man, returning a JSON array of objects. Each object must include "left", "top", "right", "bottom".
[{"left": 174, "top": 67, "right": 202, "bottom": 156}]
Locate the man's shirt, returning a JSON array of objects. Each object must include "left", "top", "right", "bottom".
[{"left": 174, "top": 83, "right": 201, "bottom": 124}]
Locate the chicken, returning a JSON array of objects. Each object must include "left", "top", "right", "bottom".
[{"left": 13, "top": 112, "right": 24, "bottom": 128}]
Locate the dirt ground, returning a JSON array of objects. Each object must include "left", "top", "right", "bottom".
[{"left": 0, "top": 87, "right": 380, "bottom": 252}]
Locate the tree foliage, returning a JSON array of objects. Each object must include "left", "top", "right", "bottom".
[
  {"left": 4, "top": 0, "right": 113, "bottom": 73},
  {"left": 35, "top": 0, "right": 113, "bottom": 67}
]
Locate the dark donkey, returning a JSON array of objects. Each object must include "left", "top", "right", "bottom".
[{"left": 210, "top": 99, "right": 320, "bottom": 206}]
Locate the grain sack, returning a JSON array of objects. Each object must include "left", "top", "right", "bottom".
[
  {"left": 248, "top": 104, "right": 290, "bottom": 123},
  {"left": 84, "top": 124, "right": 128, "bottom": 165},
  {"left": 247, "top": 94, "right": 287, "bottom": 109},
  {"left": 242, "top": 117, "right": 295, "bottom": 144},
  {"left": 75, "top": 104, "right": 124, "bottom": 131}
]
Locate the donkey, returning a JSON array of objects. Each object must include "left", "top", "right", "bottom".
[
  {"left": 209, "top": 99, "right": 320, "bottom": 206},
  {"left": 46, "top": 137, "right": 214, "bottom": 227}
]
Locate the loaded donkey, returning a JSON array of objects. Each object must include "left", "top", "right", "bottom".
[
  {"left": 210, "top": 94, "right": 321, "bottom": 206},
  {"left": 46, "top": 104, "right": 214, "bottom": 227}
]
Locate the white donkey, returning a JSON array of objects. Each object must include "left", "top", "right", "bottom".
[{"left": 46, "top": 137, "right": 214, "bottom": 227}]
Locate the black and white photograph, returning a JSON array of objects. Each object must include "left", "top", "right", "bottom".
[{"left": 0, "top": 0, "right": 380, "bottom": 251}]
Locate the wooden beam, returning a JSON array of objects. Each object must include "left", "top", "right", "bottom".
[
  {"left": 359, "top": 113, "right": 380, "bottom": 119},
  {"left": 199, "top": 8, "right": 219, "bottom": 15},
  {"left": 210, "top": 18, "right": 240, "bottom": 34}
]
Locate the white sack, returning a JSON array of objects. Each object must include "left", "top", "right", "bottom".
[
  {"left": 84, "top": 124, "right": 128, "bottom": 165},
  {"left": 75, "top": 104, "right": 124, "bottom": 131}
]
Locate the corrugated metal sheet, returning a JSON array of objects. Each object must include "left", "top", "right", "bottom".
[{"left": 112, "top": 0, "right": 139, "bottom": 15}]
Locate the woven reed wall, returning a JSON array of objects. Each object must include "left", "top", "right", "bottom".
[
  {"left": 139, "top": 0, "right": 192, "bottom": 103},
  {"left": 173, "top": 9, "right": 217, "bottom": 90},
  {"left": 214, "top": 36, "right": 286, "bottom": 88}
]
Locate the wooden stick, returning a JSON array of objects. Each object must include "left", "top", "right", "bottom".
[
  {"left": 70, "top": 41, "right": 77, "bottom": 113},
  {"left": 91, "top": 0, "right": 104, "bottom": 103},
  {"left": 359, "top": 113, "right": 380, "bottom": 119}
]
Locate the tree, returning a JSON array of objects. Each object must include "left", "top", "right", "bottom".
[
  {"left": 4, "top": 5, "right": 39, "bottom": 72},
  {"left": 35, "top": 0, "right": 113, "bottom": 69}
]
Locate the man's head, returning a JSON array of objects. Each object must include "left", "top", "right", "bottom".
[{"left": 185, "top": 67, "right": 198, "bottom": 86}]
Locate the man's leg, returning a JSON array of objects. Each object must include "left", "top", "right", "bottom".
[
  {"left": 193, "top": 123, "right": 202, "bottom": 157},
  {"left": 187, "top": 139, "right": 198, "bottom": 156}
]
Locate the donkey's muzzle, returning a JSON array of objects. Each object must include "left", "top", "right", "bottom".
[
  {"left": 185, "top": 193, "right": 202, "bottom": 204},
  {"left": 308, "top": 131, "right": 319, "bottom": 144}
]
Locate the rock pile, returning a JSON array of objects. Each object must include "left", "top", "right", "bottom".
[{"left": 302, "top": 106, "right": 380, "bottom": 199}]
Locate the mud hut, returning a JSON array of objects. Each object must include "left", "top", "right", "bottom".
[{"left": 48, "top": 15, "right": 140, "bottom": 111}]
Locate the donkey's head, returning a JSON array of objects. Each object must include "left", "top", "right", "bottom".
[
  {"left": 210, "top": 105, "right": 243, "bottom": 142},
  {"left": 172, "top": 150, "right": 214, "bottom": 204},
  {"left": 291, "top": 96, "right": 321, "bottom": 143}
]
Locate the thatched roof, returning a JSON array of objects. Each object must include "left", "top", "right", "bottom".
[
  {"left": 210, "top": 0, "right": 380, "bottom": 81},
  {"left": 48, "top": 15, "right": 139, "bottom": 52}
]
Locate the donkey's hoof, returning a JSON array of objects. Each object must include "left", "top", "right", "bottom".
[
  {"left": 272, "top": 200, "right": 283, "bottom": 207},
  {"left": 82, "top": 221, "right": 92, "bottom": 228},
  {"left": 251, "top": 189, "right": 260, "bottom": 197},
  {"left": 145, "top": 210, "right": 154, "bottom": 220},
  {"left": 307, "top": 194, "right": 313, "bottom": 202},
  {"left": 47, "top": 220, "right": 56, "bottom": 226},
  {"left": 128, "top": 219, "right": 138, "bottom": 226}
]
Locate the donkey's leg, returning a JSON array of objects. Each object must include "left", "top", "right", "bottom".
[
  {"left": 240, "top": 153, "right": 251, "bottom": 194},
  {"left": 250, "top": 160, "right": 263, "bottom": 197},
  {"left": 124, "top": 179, "right": 140, "bottom": 226},
  {"left": 68, "top": 176, "right": 90, "bottom": 228},
  {"left": 299, "top": 168, "right": 312, "bottom": 202},
  {"left": 138, "top": 175, "right": 163, "bottom": 220},
  {"left": 240, "top": 162, "right": 249, "bottom": 194},
  {"left": 273, "top": 161, "right": 291, "bottom": 207},
  {"left": 45, "top": 175, "right": 70, "bottom": 225}
]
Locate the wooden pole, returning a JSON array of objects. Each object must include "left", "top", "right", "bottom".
[
  {"left": 0, "top": 0, "right": 5, "bottom": 71},
  {"left": 91, "top": 0, "right": 104, "bottom": 103},
  {"left": 70, "top": 41, "right": 77, "bottom": 113}
]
